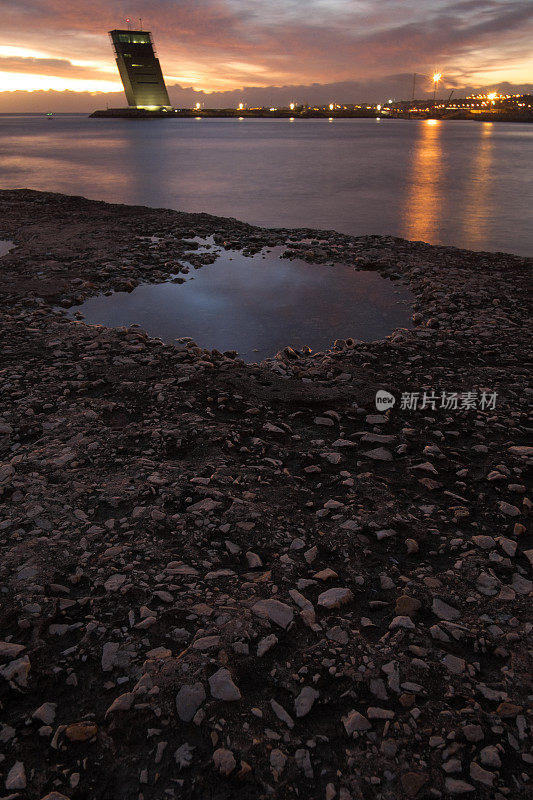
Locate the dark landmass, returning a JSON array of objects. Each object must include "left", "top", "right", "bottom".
[
  {"left": 89, "top": 107, "right": 533, "bottom": 122},
  {"left": 0, "top": 189, "right": 531, "bottom": 800}
]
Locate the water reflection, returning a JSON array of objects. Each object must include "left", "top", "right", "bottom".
[
  {"left": 402, "top": 120, "right": 444, "bottom": 243},
  {"left": 71, "top": 247, "right": 414, "bottom": 361},
  {"left": 460, "top": 123, "right": 494, "bottom": 251}
]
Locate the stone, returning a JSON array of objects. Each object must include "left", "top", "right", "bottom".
[
  {"left": 213, "top": 748, "right": 236, "bottom": 775},
  {"left": 175, "top": 742, "right": 195, "bottom": 770},
  {"left": 395, "top": 595, "right": 421, "bottom": 617},
  {"left": 443, "top": 654, "right": 466, "bottom": 674},
  {"left": 496, "top": 701, "right": 522, "bottom": 717},
  {"left": 389, "top": 615, "right": 415, "bottom": 630},
  {"left": 32, "top": 702, "right": 57, "bottom": 725},
  {"left": 39, "top": 793, "right": 72, "bottom": 800},
  {"left": 252, "top": 598, "right": 294, "bottom": 629},
  {"left": 365, "top": 447, "right": 393, "bottom": 461},
  {"left": 469, "top": 762, "right": 495, "bottom": 787},
  {"left": 444, "top": 778, "right": 475, "bottom": 794},
  {"left": 317, "top": 587, "right": 353, "bottom": 609},
  {"left": 5, "top": 761, "right": 26, "bottom": 790},
  {"left": 104, "top": 573, "right": 127, "bottom": 591},
  {"left": 343, "top": 710, "right": 372, "bottom": 734},
  {"left": 0, "top": 641, "right": 25, "bottom": 660},
  {"left": 65, "top": 722, "right": 98, "bottom": 742},
  {"left": 479, "top": 746, "right": 501, "bottom": 768},
  {"left": 271, "top": 698, "right": 294, "bottom": 728},
  {"left": 295, "top": 686, "right": 319, "bottom": 717},
  {"left": 401, "top": 772, "right": 428, "bottom": 797},
  {"left": 432, "top": 598, "right": 460, "bottom": 620},
  {"left": 176, "top": 683, "right": 206, "bottom": 721},
  {"left": 208, "top": 668, "right": 241, "bottom": 701},
  {"left": 257, "top": 634, "right": 278, "bottom": 656}
]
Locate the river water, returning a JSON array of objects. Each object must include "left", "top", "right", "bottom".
[{"left": 1, "top": 114, "right": 531, "bottom": 256}]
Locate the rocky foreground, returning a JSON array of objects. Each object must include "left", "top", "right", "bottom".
[{"left": 0, "top": 189, "right": 531, "bottom": 800}]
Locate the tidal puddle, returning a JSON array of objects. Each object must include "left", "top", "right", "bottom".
[{"left": 70, "top": 245, "right": 413, "bottom": 362}]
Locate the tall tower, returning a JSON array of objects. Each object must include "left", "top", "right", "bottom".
[{"left": 110, "top": 29, "right": 171, "bottom": 109}]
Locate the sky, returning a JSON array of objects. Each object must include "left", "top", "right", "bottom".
[{"left": 0, "top": 0, "right": 532, "bottom": 110}]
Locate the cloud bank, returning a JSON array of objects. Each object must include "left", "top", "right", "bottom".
[{"left": 0, "top": 0, "right": 531, "bottom": 109}]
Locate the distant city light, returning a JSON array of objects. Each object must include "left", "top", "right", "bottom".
[
  {"left": 238, "top": 102, "right": 244, "bottom": 110},
  {"left": 195, "top": 102, "right": 201, "bottom": 110},
  {"left": 329, "top": 103, "right": 334, "bottom": 111},
  {"left": 487, "top": 92, "right": 497, "bottom": 100},
  {"left": 377, "top": 104, "right": 381, "bottom": 111},
  {"left": 289, "top": 102, "right": 295, "bottom": 110}
]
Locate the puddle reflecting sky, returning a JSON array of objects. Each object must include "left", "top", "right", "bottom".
[{"left": 72, "top": 247, "right": 413, "bottom": 361}]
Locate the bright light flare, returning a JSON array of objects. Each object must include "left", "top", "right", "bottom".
[
  {"left": 433, "top": 72, "right": 442, "bottom": 83},
  {"left": 487, "top": 92, "right": 497, "bottom": 100}
]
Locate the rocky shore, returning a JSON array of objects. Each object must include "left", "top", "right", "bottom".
[{"left": 0, "top": 189, "right": 531, "bottom": 800}]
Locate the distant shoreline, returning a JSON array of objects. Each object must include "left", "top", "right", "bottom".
[{"left": 89, "top": 107, "right": 533, "bottom": 122}]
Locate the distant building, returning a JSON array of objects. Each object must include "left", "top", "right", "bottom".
[{"left": 110, "top": 29, "right": 171, "bottom": 110}]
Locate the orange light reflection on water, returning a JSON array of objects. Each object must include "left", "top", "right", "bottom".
[
  {"left": 460, "top": 122, "right": 494, "bottom": 250},
  {"left": 402, "top": 119, "right": 443, "bottom": 243}
]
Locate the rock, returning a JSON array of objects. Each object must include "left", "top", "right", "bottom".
[
  {"left": 39, "top": 793, "right": 72, "bottom": 800},
  {"left": 343, "top": 710, "right": 372, "bottom": 734},
  {"left": 401, "top": 772, "right": 428, "bottom": 797},
  {"left": 479, "top": 745, "right": 501, "bottom": 768},
  {"left": 213, "top": 748, "right": 236, "bottom": 775},
  {"left": 101, "top": 641, "right": 119, "bottom": 671},
  {"left": 395, "top": 595, "right": 421, "bottom": 617},
  {"left": 208, "top": 668, "right": 241, "bottom": 701},
  {"left": 498, "top": 501, "right": 520, "bottom": 516},
  {"left": 496, "top": 701, "right": 522, "bottom": 718},
  {"left": 0, "top": 641, "right": 25, "bottom": 660},
  {"left": 469, "top": 762, "right": 495, "bottom": 787},
  {"left": 432, "top": 598, "right": 460, "bottom": 620},
  {"left": 176, "top": 683, "right": 206, "bottom": 721},
  {"left": 65, "top": 722, "right": 98, "bottom": 742},
  {"left": 252, "top": 598, "right": 294, "bottom": 629},
  {"left": 257, "top": 634, "right": 278, "bottom": 656},
  {"left": 270, "top": 698, "right": 294, "bottom": 728},
  {"left": 295, "top": 748, "right": 314, "bottom": 778},
  {"left": 5, "top": 761, "right": 26, "bottom": 790},
  {"left": 389, "top": 615, "right": 415, "bottom": 630},
  {"left": 365, "top": 447, "right": 393, "bottom": 461},
  {"left": 443, "top": 654, "right": 466, "bottom": 674},
  {"left": 444, "top": 778, "right": 475, "bottom": 794},
  {"left": 317, "top": 587, "right": 353, "bottom": 609},
  {"left": 32, "top": 702, "right": 57, "bottom": 725},
  {"left": 104, "top": 573, "right": 126, "bottom": 591},
  {"left": 105, "top": 692, "right": 135, "bottom": 716},
  {"left": 295, "top": 686, "right": 319, "bottom": 717},
  {"left": 462, "top": 724, "right": 484, "bottom": 742},
  {"left": 270, "top": 748, "right": 287, "bottom": 778},
  {"left": 175, "top": 742, "right": 195, "bottom": 769},
  {"left": 0, "top": 654, "right": 31, "bottom": 686}
]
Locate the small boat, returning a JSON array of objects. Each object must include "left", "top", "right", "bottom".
[{"left": 46, "top": 112, "right": 53, "bottom": 118}]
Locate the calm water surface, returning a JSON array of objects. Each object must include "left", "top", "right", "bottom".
[
  {"left": 70, "top": 245, "right": 414, "bottom": 361},
  {"left": 1, "top": 114, "right": 531, "bottom": 255}
]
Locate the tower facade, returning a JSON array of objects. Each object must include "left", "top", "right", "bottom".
[{"left": 110, "top": 29, "right": 171, "bottom": 109}]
